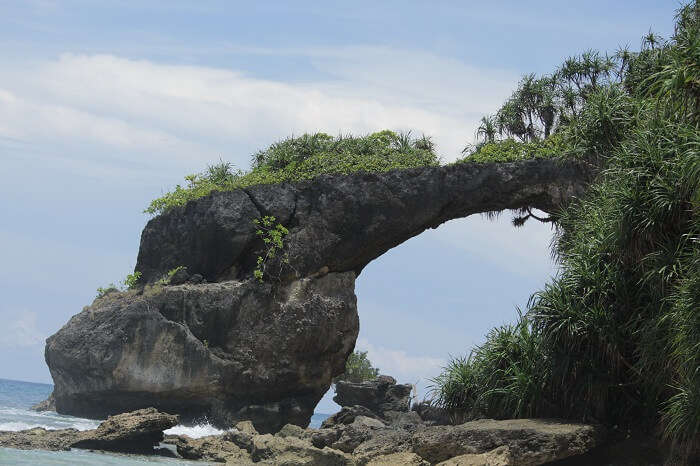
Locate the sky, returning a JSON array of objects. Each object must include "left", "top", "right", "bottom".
[{"left": 0, "top": 1, "right": 677, "bottom": 414}]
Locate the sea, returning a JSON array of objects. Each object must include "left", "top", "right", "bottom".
[{"left": 0, "top": 378, "right": 330, "bottom": 465}]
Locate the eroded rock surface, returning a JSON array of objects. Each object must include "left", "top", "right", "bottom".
[
  {"left": 45, "top": 274, "right": 358, "bottom": 432},
  {"left": 333, "top": 375, "right": 413, "bottom": 417},
  {"left": 0, "top": 408, "right": 177, "bottom": 454},
  {"left": 44, "top": 159, "right": 590, "bottom": 432},
  {"left": 136, "top": 160, "right": 590, "bottom": 284}
]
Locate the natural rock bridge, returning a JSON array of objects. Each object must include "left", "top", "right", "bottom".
[{"left": 45, "top": 159, "right": 591, "bottom": 433}]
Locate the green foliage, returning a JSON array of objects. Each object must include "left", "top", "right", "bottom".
[
  {"left": 122, "top": 271, "right": 142, "bottom": 290},
  {"left": 459, "top": 134, "right": 565, "bottom": 164},
  {"left": 146, "top": 131, "right": 439, "bottom": 215},
  {"left": 96, "top": 271, "right": 143, "bottom": 298},
  {"left": 167, "top": 266, "right": 186, "bottom": 279},
  {"left": 334, "top": 351, "right": 380, "bottom": 384},
  {"left": 434, "top": 3, "right": 700, "bottom": 460},
  {"left": 253, "top": 216, "right": 289, "bottom": 282}
]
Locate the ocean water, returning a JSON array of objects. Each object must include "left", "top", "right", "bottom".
[{"left": 0, "top": 378, "right": 330, "bottom": 465}]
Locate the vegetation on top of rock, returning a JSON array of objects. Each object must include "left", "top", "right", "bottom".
[
  {"left": 334, "top": 351, "right": 380, "bottom": 385},
  {"left": 433, "top": 2, "right": 699, "bottom": 462},
  {"left": 96, "top": 271, "right": 142, "bottom": 298},
  {"left": 145, "top": 131, "right": 439, "bottom": 215}
]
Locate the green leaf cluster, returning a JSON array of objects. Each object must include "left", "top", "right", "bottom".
[{"left": 253, "top": 216, "right": 289, "bottom": 282}]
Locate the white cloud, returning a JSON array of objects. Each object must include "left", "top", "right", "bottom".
[
  {"left": 0, "top": 311, "right": 45, "bottom": 348},
  {"left": 0, "top": 49, "right": 517, "bottom": 185},
  {"left": 356, "top": 338, "right": 445, "bottom": 387}
]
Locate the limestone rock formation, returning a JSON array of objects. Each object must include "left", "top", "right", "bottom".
[
  {"left": 410, "top": 418, "right": 605, "bottom": 465},
  {"left": 45, "top": 274, "right": 358, "bottom": 433},
  {"left": 43, "top": 159, "right": 590, "bottom": 432},
  {"left": 135, "top": 159, "right": 590, "bottom": 284},
  {"left": 333, "top": 375, "right": 413, "bottom": 417},
  {"left": 0, "top": 408, "right": 177, "bottom": 454}
]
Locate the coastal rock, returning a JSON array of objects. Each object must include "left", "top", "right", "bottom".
[
  {"left": 135, "top": 160, "right": 590, "bottom": 284},
  {"left": 45, "top": 273, "right": 358, "bottom": 433},
  {"left": 0, "top": 408, "right": 176, "bottom": 454},
  {"left": 71, "top": 407, "right": 178, "bottom": 453},
  {"left": 251, "top": 433, "right": 355, "bottom": 465},
  {"left": 410, "top": 418, "right": 605, "bottom": 465},
  {"left": 0, "top": 427, "right": 79, "bottom": 451},
  {"left": 44, "top": 159, "right": 590, "bottom": 433},
  {"left": 170, "top": 434, "right": 253, "bottom": 463},
  {"left": 30, "top": 392, "right": 55, "bottom": 412},
  {"left": 334, "top": 375, "right": 413, "bottom": 416},
  {"left": 321, "top": 405, "right": 383, "bottom": 428}
]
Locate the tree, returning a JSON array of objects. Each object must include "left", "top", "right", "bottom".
[{"left": 334, "top": 351, "right": 380, "bottom": 384}]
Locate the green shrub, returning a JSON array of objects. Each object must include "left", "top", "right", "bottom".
[
  {"left": 146, "top": 130, "right": 439, "bottom": 216},
  {"left": 334, "top": 350, "right": 380, "bottom": 384},
  {"left": 458, "top": 134, "right": 566, "bottom": 164}
]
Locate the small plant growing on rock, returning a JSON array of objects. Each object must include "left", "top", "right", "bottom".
[
  {"left": 252, "top": 216, "right": 289, "bottom": 282},
  {"left": 333, "top": 351, "right": 380, "bottom": 385},
  {"left": 96, "top": 284, "right": 119, "bottom": 299},
  {"left": 122, "top": 271, "right": 142, "bottom": 289}
]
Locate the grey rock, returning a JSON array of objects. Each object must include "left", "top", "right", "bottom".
[
  {"left": 383, "top": 410, "right": 424, "bottom": 431},
  {"left": 353, "top": 429, "right": 414, "bottom": 464},
  {"left": 410, "top": 418, "right": 605, "bottom": 465},
  {"left": 0, "top": 427, "right": 79, "bottom": 451},
  {"left": 0, "top": 408, "right": 177, "bottom": 454},
  {"left": 322, "top": 405, "right": 383, "bottom": 428},
  {"left": 412, "top": 400, "right": 451, "bottom": 425},
  {"left": 187, "top": 273, "right": 204, "bottom": 284},
  {"left": 334, "top": 375, "right": 413, "bottom": 416},
  {"left": 167, "top": 267, "right": 190, "bottom": 285},
  {"left": 71, "top": 407, "right": 179, "bottom": 453},
  {"left": 135, "top": 160, "right": 590, "bottom": 284},
  {"left": 45, "top": 274, "right": 358, "bottom": 433},
  {"left": 171, "top": 434, "right": 253, "bottom": 463},
  {"left": 251, "top": 433, "right": 354, "bottom": 465},
  {"left": 31, "top": 392, "right": 55, "bottom": 412}
]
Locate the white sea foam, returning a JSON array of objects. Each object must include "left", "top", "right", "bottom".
[
  {"left": 164, "top": 423, "right": 226, "bottom": 438},
  {"left": 0, "top": 407, "right": 100, "bottom": 432}
]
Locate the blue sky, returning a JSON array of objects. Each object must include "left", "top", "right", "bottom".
[{"left": 0, "top": 1, "right": 676, "bottom": 413}]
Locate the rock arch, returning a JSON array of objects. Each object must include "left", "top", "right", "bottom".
[{"left": 45, "top": 159, "right": 591, "bottom": 433}]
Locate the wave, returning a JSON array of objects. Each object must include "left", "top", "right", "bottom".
[
  {"left": 0, "top": 407, "right": 99, "bottom": 432},
  {"left": 164, "top": 423, "right": 226, "bottom": 438}
]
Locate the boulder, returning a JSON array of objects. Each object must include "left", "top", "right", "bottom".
[
  {"left": 321, "top": 405, "right": 383, "bottom": 428},
  {"left": 0, "top": 408, "right": 177, "bottom": 454},
  {"left": 410, "top": 418, "right": 605, "bottom": 465},
  {"left": 170, "top": 434, "right": 253, "bottom": 463},
  {"left": 251, "top": 433, "right": 354, "bottom": 465},
  {"left": 70, "top": 407, "right": 178, "bottom": 453},
  {"left": 45, "top": 274, "right": 358, "bottom": 433},
  {"left": 334, "top": 375, "right": 412, "bottom": 416}
]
